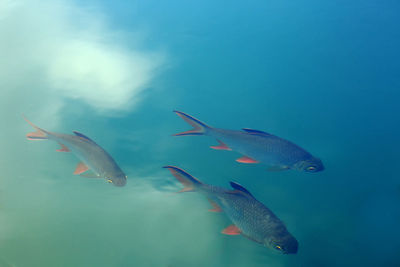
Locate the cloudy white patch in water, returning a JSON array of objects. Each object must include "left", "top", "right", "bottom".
[
  {"left": 0, "top": 0, "right": 163, "bottom": 115},
  {"left": 48, "top": 39, "right": 161, "bottom": 110}
]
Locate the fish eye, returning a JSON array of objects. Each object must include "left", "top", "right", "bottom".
[
  {"left": 275, "top": 245, "right": 283, "bottom": 251},
  {"left": 307, "top": 166, "right": 316, "bottom": 171},
  {"left": 107, "top": 179, "right": 113, "bottom": 183}
]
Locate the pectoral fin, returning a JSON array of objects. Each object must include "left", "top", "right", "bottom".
[
  {"left": 178, "top": 187, "right": 195, "bottom": 193},
  {"left": 80, "top": 171, "right": 100, "bottom": 178},
  {"left": 236, "top": 156, "right": 259, "bottom": 164},
  {"left": 267, "top": 165, "right": 290, "bottom": 172},
  {"left": 222, "top": 224, "right": 241, "bottom": 235},
  {"left": 73, "top": 162, "right": 89, "bottom": 175}
]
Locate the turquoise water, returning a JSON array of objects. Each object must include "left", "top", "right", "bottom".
[{"left": 1, "top": 0, "right": 400, "bottom": 266}]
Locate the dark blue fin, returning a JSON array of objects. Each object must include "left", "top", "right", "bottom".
[
  {"left": 242, "top": 128, "right": 272, "bottom": 136},
  {"left": 73, "top": 131, "right": 95, "bottom": 143},
  {"left": 229, "top": 181, "right": 254, "bottom": 197}
]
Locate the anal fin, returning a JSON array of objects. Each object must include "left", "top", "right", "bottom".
[
  {"left": 210, "top": 140, "right": 232, "bottom": 151},
  {"left": 73, "top": 162, "right": 89, "bottom": 175},
  {"left": 56, "top": 143, "right": 70, "bottom": 152},
  {"left": 208, "top": 198, "right": 222, "bottom": 212},
  {"left": 236, "top": 156, "right": 259, "bottom": 164},
  {"left": 222, "top": 224, "right": 241, "bottom": 235},
  {"left": 178, "top": 187, "right": 194, "bottom": 193}
]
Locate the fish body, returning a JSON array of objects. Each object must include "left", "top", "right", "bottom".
[
  {"left": 164, "top": 166, "right": 298, "bottom": 254},
  {"left": 173, "top": 111, "right": 324, "bottom": 172},
  {"left": 24, "top": 117, "right": 126, "bottom": 186}
]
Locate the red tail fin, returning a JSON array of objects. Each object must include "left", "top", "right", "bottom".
[
  {"left": 173, "top": 110, "right": 210, "bottom": 136},
  {"left": 23, "top": 116, "right": 48, "bottom": 141},
  {"left": 163, "top": 166, "right": 203, "bottom": 192}
]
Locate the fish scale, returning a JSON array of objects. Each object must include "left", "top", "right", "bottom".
[
  {"left": 174, "top": 110, "right": 324, "bottom": 172},
  {"left": 164, "top": 166, "right": 298, "bottom": 254},
  {"left": 214, "top": 190, "right": 287, "bottom": 244}
]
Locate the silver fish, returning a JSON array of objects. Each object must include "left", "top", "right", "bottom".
[
  {"left": 174, "top": 110, "right": 324, "bottom": 172},
  {"left": 164, "top": 166, "right": 298, "bottom": 254},
  {"left": 24, "top": 117, "right": 126, "bottom": 186}
]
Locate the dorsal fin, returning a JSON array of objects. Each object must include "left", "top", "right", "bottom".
[
  {"left": 229, "top": 181, "right": 254, "bottom": 197},
  {"left": 73, "top": 131, "right": 95, "bottom": 143},
  {"left": 242, "top": 128, "right": 272, "bottom": 136}
]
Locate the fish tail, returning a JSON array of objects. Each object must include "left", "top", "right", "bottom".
[
  {"left": 163, "top": 166, "right": 203, "bottom": 192},
  {"left": 23, "top": 115, "right": 48, "bottom": 140},
  {"left": 173, "top": 110, "right": 211, "bottom": 136}
]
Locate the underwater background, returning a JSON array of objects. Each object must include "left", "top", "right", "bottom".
[{"left": 1, "top": 0, "right": 400, "bottom": 266}]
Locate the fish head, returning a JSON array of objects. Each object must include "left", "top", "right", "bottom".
[
  {"left": 106, "top": 172, "right": 127, "bottom": 187},
  {"left": 264, "top": 234, "right": 298, "bottom": 254},
  {"left": 294, "top": 157, "right": 324, "bottom": 173}
]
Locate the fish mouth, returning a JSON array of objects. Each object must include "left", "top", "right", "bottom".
[
  {"left": 269, "top": 237, "right": 299, "bottom": 254},
  {"left": 283, "top": 240, "right": 298, "bottom": 254},
  {"left": 282, "top": 248, "right": 298, "bottom": 254},
  {"left": 113, "top": 179, "right": 126, "bottom": 187}
]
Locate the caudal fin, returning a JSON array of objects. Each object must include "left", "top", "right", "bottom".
[
  {"left": 163, "top": 166, "right": 203, "bottom": 192},
  {"left": 173, "top": 110, "right": 211, "bottom": 136},
  {"left": 23, "top": 116, "right": 48, "bottom": 140}
]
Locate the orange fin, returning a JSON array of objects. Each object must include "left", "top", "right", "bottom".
[
  {"left": 26, "top": 130, "right": 47, "bottom": 140},
  {"left": 178, "top": 187, "right": 194, "bottom": 193},
  {"left": 163, "top": 166, "right": 202, "bottom": 193},
  {"left": 56, "top": 143, "right": 70, "bottom": 152},
  {"left": 236, "top": 156, "right": 259, "bottom": 164},
  {"left": 208, "top": 198, "right": 222, "bottom": 212},
  {"left": 173, "top": 111, "right": 210, "bottom": 136},
  {"left": 222, "top": 224, "right": 241, "bottom": 235},
  {"left": 73, "top": 162, "right": 89, "bottom": 175},
  {"left": 23, "top": 116, "right": 48, "bottom": 140},
  {"left": 210, "top": 140, "right": 232, "bottom": 151}
]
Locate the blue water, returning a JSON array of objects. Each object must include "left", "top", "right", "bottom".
[{"left": 1, "top": 0, "right": 399, "bottom": 266}]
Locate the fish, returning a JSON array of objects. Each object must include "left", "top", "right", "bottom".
[
  {"left": 24, "top": 116, "right": 127, "bottom": 187},
  {"left": 164, "top": 166, "right": 298, "bottom": 254},
  {"left": 173, "top": 110, "right": 324, "bottom": 172}
]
